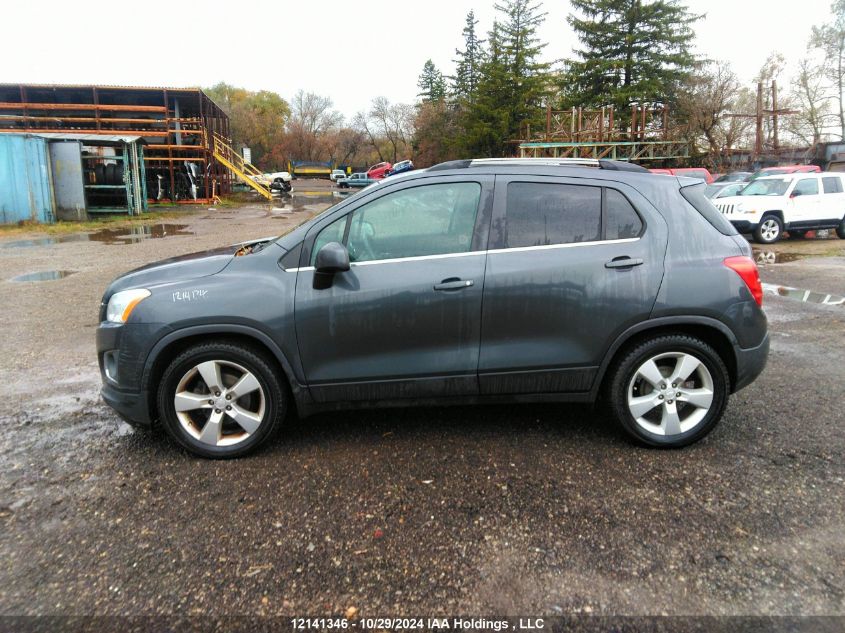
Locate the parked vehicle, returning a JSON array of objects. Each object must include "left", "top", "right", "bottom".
[
  {"left": 751, "top": 164, "right": 821, "bottom": 179},
  {"left": 704, "top": 182, "right": 746, "bottom": 199},
  {"left": 712, "top": 172, "right": 845, "bottom": 243},
  {"left": 337, "top": 173, "right": 376, "bottom": 188},
  {"left": 330, "top": 169, "right": 347, "bottom": 182},
  {"left": 366, "top": 162, "right": 392, "bottom": 179},
  {"left": 386, "top": 159, "right": 414, "bottom": 176},
  {"left": 256, "top": 171, "right": 292, "bottom": 189},
  {"left": 648, "top": 167, "right": 714, "bottom": 183},
  {"left": 270, "top": 177, "right": 291, "bottom": 193},
  {"left": 98, "top": 157, "right": 769, "bottom": 458},
  {"left": 714, "top": 172, "right": 753, "bottom": 183}
]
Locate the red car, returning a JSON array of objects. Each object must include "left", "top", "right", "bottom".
[
  {"left": 648, "top": 167, "right": 714, "bottom": 183},
  {"left": 753, "top": 164, "right": 821, "bottom": 178},
  {"left": 366, "top": 162, "right": 393, "bottom": 180}
]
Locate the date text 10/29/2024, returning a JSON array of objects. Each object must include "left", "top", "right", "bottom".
[{"left": 290, "top": 618, "right": 545, "bottom": 631}]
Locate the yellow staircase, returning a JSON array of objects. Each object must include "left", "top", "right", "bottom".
[{"left": 209, "top": 132, "right": 272, "bottom": 200}]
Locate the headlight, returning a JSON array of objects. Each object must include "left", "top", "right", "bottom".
[{"left": 106, "top": 288, "right": 151, "bottom": 323}]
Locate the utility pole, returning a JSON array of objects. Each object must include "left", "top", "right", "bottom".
[{"left": 727, "top": 80, "right": 799, "bottom": 163}]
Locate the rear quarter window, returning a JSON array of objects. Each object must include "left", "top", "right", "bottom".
[{"left": 679, "top": 183, "right": 738, "bottom": 236}]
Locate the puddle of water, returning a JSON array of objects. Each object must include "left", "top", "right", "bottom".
[
  {"left": 1, "top": 223, "right": 193, "bottom": 249},
  {"left": 762, "top": 282, "right": 845, "bottom": 306},
  {"left": 88, "top": 223, "right": 193, "bottom": 244},
  {"left": 752, "top": 250, "right": 811, "bottom": 265},
  {"left": 0, "top": 234, "right": 91, "bottom": 249},
  {"left": 11, "top": 270, "right": 76, "bottom": 282}
]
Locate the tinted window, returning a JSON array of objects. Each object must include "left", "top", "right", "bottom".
[
  {"left": 822, "top": 176, "right": 843, "bottom": 194},
  {"left": 310, "top": 215, "right": 348, "bottom": 264},
  {"left": 679, "top": 183, "right": 738, "bottom": 236},
  {"left": 504, "top": 183, "right": 601, "bottom": 247},
  {"left": 346, "top": 182, "right": 480, "bottom": 262},
  {"left": 606, "top": 189, "right": 643, "bottom": 239},
  {"left": 793, "top": 178, "right": 819, "bottom": 196}
]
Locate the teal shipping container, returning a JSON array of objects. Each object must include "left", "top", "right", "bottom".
[{"left": 0, "top": 134, "right": 55, "bottom": 224}]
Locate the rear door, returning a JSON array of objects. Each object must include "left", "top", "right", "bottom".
[
  {"left": 294, "top": 176, "right": 493, "bottom": 402},
  {"left": 821, "top": 175, "right": 845, "bottom": 225},
  {"left": 478, "top": 176, "right": 667, "bottom": 395}
]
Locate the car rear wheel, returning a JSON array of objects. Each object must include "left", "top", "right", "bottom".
[
  {"left": 608, "top": 335, "right": 729, "bottom": 448},
  {"left": 754, "top": 215, "right": 783, "bottom": 244},
  {"left": 836, "top": 218, "right": 845, "bottom": 239},
  {"left": 157, "top": 341, "right": 286, "bottom": 458}
]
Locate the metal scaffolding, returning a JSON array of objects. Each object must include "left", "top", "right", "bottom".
[{"left": 0, "top": 84, "right": 231, "bottom": 204}]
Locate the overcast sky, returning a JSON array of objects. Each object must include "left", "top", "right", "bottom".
[{"left": 1, "top": 0, "right": 836, "bottom": 119}]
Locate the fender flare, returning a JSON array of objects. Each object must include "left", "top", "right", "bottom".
[
  {"left": 589, "top": 315, "right": 739, "bottom": 398},
  {"left": 140, "top": 323, "right": 308, "bottom": 404}
]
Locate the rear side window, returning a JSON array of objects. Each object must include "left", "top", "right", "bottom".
[
  {"left": 822, "top": 176, "right": 843, "bottom": 193},
  {"left": 679, "top": 183, "right": 738, "bottom": 236},
  {"left": 505, "top": 183, "right": 601, "bottom": 247},
  {"left": 793, "top": 178, "right": 819, "bottom": 196},
  {"left": 606, "top": 189, "right": 644, "bottom": 239}
]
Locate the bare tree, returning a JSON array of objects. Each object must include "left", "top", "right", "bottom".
[
  {"left": 355, "top": 98, "right": 415, "bottom": 163},
  {"left": 788, "top": 57, "right": 837, "bottom": 145},
  {"left": 286, "top": 90, "right": 343, "bottom": 161}
]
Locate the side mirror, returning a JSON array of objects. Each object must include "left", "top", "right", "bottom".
[
  {"left": 314, "top": 241, "right": 350, "bottom": 274},
  {"left": 790, "top": 191, "right": 800, "bottom": 198}
]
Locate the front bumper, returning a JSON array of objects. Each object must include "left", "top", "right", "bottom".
[
  {"left": 97, "top": 321, "right": 169, "bottom": 428},
  {"left": 733, "top": 332, "right": 770, "bottom": 392},
  {"left": 729, "top": 219, "right": 756, "bottom": 232}
]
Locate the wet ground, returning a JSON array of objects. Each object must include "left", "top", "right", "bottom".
[{"left": 0, "top": 186, "right": 843, "bottom": 619}]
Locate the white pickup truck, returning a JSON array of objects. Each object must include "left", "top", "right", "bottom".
[{"left": 713, "top": 173, "right": 845, "bottom": 243}]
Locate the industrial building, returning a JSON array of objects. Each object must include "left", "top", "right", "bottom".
[{"left": 0, "top": 84, "right": 269, "bottom": 223}]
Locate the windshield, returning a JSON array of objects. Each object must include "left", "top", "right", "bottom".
[{"left": 740, "top": 178, "right": 790, "bottom": 196}]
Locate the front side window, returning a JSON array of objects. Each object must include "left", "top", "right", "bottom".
[
  {"left": 793, "top": 178, "right": 819, "bottom": 196},
  {"left": 606, "top": 189, "right": 644, "bottom": 239},
  {"left": 504, "top": 183, "right": 601, "bottom": 248},
  {"left": 310, "top": 214, "right": 348, "bottom": 264},
  {"left": 822, "top": 176, "right": 843, "bottom": 194},
  {"left": 345, "top": 182, "right": 481, "bottom": 263}
]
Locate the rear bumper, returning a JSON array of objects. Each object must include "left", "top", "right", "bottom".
[{"left": 733, "top": 332, "right": 769, "bottom": 392}]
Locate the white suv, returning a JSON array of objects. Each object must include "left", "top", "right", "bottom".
[{"left": 713, "top": 173, "right": 845, "bottom": 243}]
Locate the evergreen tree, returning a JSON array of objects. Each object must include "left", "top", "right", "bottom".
[
  {"left": 452, "top": 10, "right": 484, "bottom": 102},
  {"left": 417, "top": 59, "right": 447, "bottom": 102},
  {"left": 565, "top": 0, "right": 700, "bottom": 111},
  {"left": 459, "top": 1, "right": 551, "bottom": 157}
]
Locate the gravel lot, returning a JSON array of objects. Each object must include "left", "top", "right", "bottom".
[{"left": 0, "top": 185, "right": 843, "bottom": 619}]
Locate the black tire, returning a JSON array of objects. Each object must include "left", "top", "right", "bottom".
[
  {"left": 157, "top": 340, "right": 286, "bottom": 458},
  {"left": 753, "top": 214, "right": 783, "bottom": 244},
  {"left": 607, "top": 334, "right": 730, "bottom": 448},
  {"left": 837, "top": 218, "right": 845, "bottom": 239},
  {"left": 788, "top": 229, "right": 807, "bottom": 239}
]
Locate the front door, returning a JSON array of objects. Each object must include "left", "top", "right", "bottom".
[
  {"left": 294, "top": 177, "right": 493, "bottom": 402},
  {"left": 478, "top": 176, "right": 667, "bottom": 394},
  {"left": 789, "top": 177, "right": 822, "bottom": 226}
]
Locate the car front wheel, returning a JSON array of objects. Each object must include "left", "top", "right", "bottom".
[
  {"left": 157, "top": 341, "right": 286, "bottom": 458},
  {"left": 754, "top": 215, "right": 783, "bottom": 244},
  {"left": 608, "top": 335, "right": 730, "bottom": 448}
]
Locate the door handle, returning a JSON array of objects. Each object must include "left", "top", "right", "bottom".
[
  {"left": 605, "top": 257, "right": 643, "bottom": 269},
  {"left": 433, "top": 278, "right": 474, "bottom": 291}
]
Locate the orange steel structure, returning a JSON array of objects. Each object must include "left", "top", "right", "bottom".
[{"left": 0, "top": 84, "right": 231, "bottom": 203}]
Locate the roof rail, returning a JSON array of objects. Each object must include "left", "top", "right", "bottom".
[{"left": 427, "top": 157, "right": 649, "bottom": 173}]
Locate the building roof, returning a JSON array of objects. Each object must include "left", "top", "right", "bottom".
[{"left": 0, "top": 83, "right": 203, "bottom": 92}]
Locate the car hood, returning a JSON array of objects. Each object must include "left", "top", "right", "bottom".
[{"left": 104, "top": 237, "right": 272, "bottom": 296}]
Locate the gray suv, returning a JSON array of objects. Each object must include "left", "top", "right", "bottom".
[{"left": 97, "top": 158, "right": 769, "bottom": 458}]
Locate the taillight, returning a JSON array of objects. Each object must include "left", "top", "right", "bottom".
[{"left": 724, "top": 256, "right": 763, "bottom": 306}]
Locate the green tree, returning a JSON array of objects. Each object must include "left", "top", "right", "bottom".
[
  {"left": 452, "top": 10, "right": 484, "bottom": 102},
  {"left": 564, "top": 0, "right": 700, "bottom": 111},
  {"left": 205, "top": 82, "right": 290, "bottom": 168},
  {"left": 458, "top": 1, "right": 551, "bottom": 157},
  {"left": 417, "top": 59, "right": 447, "bottom": 102}
]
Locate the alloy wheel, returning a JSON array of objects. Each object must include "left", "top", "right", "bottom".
[
  {"left": 173, "top": 359, "right": 266, "bottom": 447},
  {"left": 760, "top": 219, "right": 780, "bottom": 242},
  {"left": 627, "top": 352, "right": 715, "bottom": 437}
]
